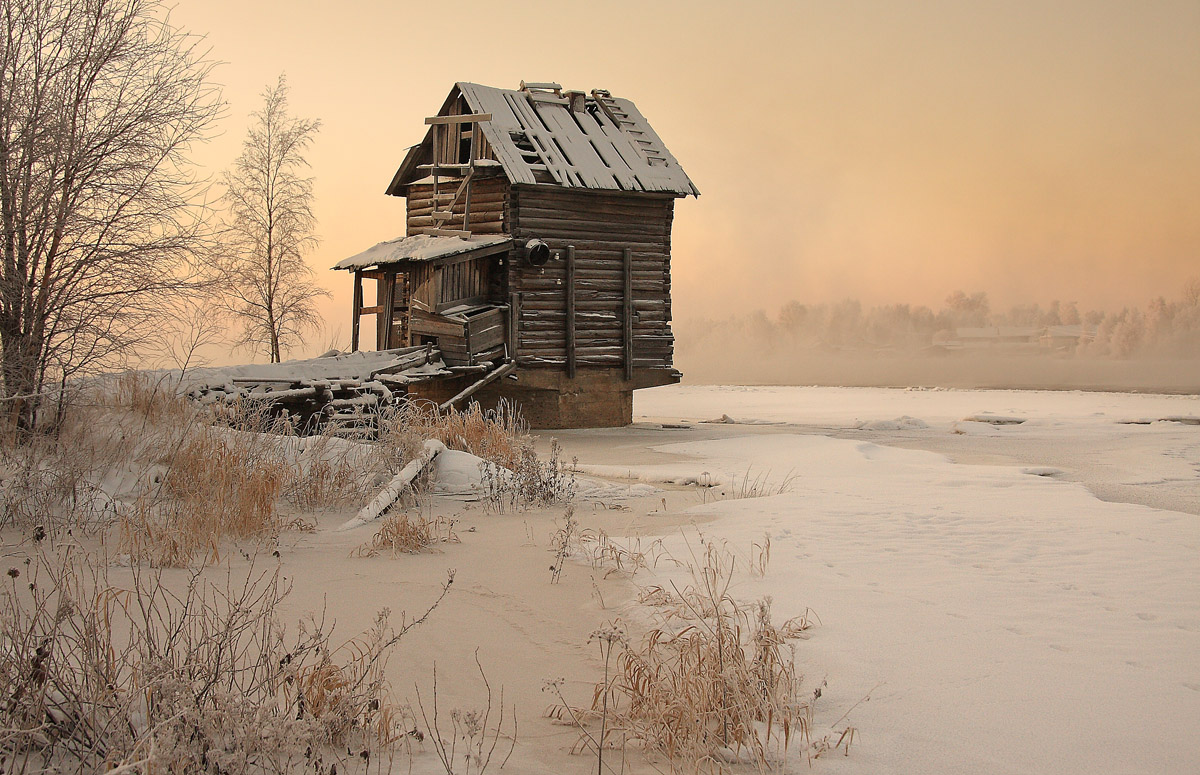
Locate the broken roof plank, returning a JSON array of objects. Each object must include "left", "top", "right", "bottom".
[{"left": 425, "top": 112, "right": 492, "bottom": 125}]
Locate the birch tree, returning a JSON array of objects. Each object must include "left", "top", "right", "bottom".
[
  {"left": 222, "top": 75, "right": 327, "bottom": 363},
  {"left": 0, "top": 0, "right": 221, "bottom": 427}
]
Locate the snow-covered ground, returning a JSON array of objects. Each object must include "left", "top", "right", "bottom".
[{"left": 558, "top": 385, "right": 1200, "bottom": 774}]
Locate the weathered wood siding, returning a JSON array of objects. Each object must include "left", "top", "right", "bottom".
[
  {"left": 405, "top": 175, "right": 506, "bottom": 235},
  {"left": 506, "top": 185, "right": 675, "bottom": 370}
]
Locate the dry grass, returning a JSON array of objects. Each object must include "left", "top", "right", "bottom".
[
  {"left": 375, "top": 399, "right": 576, "bottom": 511},
  {"left": 120, "top": 426, "right": 290, "bottom": 566},
  {"left": 701, "top": 469, "right": 798, "bottom": 505},
  {"left": 549, "top": 541, "right": 822, "bottom": 773},
  {"left": 378, "top": 399, "right": 526, "bottom": 472},
  {"left": 578, "top": 530, "right": 673, "bottom": 580},
  {"left": 355, "top": 513, "right": 460, "bottom": 558},
  {"left": 0, "top": 545, "right": 453, "bottom": 774}
]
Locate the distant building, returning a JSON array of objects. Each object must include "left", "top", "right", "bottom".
[
  {"left": 1040, "top": 325, "right": 1095, "bottom": 351},
  {"left": 953, "top": 327, "right": 1041, "bottom": 349},
  {"left": 946, "top": 325, "right": 1095, "bottom": 352}
]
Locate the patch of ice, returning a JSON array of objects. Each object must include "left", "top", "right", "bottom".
[{"left": 855, "top": 415, "right": 930, "bottom": 431}]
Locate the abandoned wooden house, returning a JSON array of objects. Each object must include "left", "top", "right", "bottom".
[{"left": 334, "top": 81, "right": 698, "bottom": 428}]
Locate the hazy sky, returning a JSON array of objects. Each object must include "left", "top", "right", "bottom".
[{"left": 170, "top": 0, "right": 1199, "bottom": 346}]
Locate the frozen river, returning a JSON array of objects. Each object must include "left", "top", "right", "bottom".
[{"left": 553, "top": 385, "right": 1200, "bottom": 774}]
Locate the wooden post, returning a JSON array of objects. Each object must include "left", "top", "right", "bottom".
[
  {"left": 351, "top": 270, "right": 363, "bottom": 352},
  {"left": 431, "top": 124, "right": 439, "bottom": 221},
  {"left": 464, "top": 122, "right": 478, "bottom": 231},
  {"left": 623, "top": 247, "right": 633, "bottom": 381},
  {"left": 566, "top": 245, "right": 576, "bottom": 379},
  {"left": 382, "top": 272, "right": 397, "bottom": 349},
  {"left": 508, "top": 291, "right": 521, "bottom": 360}
]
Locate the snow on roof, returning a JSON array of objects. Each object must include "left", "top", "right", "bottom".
[
  {"left": 185, "top": 347, "right": 449, "bottom": 385},
  {"left": 333, "top": 234, "right": 512, "bottom": 271},
  {"left": 388, "top": 83, "right": 699, "bottom": 197}
]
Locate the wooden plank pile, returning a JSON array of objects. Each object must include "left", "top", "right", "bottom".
[{"left": 185, "top": 345, "right": 454, "bottom": 433}]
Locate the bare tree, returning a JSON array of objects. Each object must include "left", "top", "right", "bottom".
[
  {"left": 221, "top": 75, "right": 327, "bottom": 363},
  {"left": 0, "top": 0, "right": 221, "bottom": 428}
]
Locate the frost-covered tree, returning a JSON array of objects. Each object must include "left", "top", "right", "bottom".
[
  {"left": 222, "top": 76, "right": 327, "bottom": 363},
  {"left": 0, "top": 0, "right": 220, "bottom": 427}
]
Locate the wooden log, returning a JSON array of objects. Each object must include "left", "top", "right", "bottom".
[
  {"left": 507, "top": 237, "right": 668, "bottom": 254},
  {"left": 513, "top": 215, "right": 667, "bottom": 232},
  {"left": 512, "top": 231, "right": 667, "bottom": 248},
  {"left": 337, "top": 440, "right": 446, "bottom": 531},
  {"left": 407, "top": 203, "right": 504, "bottom": 218}
]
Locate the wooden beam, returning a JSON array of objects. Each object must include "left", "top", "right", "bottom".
[
  {"left": 508, "top": 293, "right": 520, "bottom": 360},
  {"left": 425, "top": 113, "right": 492, "bottom": 125},
  {"left": 566, "top": 245, "right": 576, "bottom": 379},
  {"left": 416, "top": 164, "right": 475, "bottom": 177},
  {"left": 382, "top": 272, "right": 397, "bottom": 349},
  {"left": 424, "top": 227, "right": 472, "bottom": 238},
  {"left": 358, "top": 305, "right": 384, "bottom": 315},
  {"left": 438, "top": 361, "right": 517, "bottom": 412},
  {"left": 623, "top": 247, "right": 633, "bottom": 381},
  {"left": 351, "top": 270, "right": 363, "bottom": 352}
]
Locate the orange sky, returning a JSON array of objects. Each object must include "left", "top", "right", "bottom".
[{"left": 170, "top": 0, "right": 1199, "bottom": 350}]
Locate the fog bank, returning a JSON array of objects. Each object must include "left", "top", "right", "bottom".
[{"left": 675, "top": 285, "right": 1200, "bottom": 393}]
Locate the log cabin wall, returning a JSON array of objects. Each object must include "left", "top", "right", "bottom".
[
  {"left": 506, "top": 185, "right": 675, "bottom": 370},
  {"left": 405, "top": 175, "right": 507, "bottom": 236}
]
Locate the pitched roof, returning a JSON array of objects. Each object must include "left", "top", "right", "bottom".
[
  {"left": 387, "top": 82, "right": 699, "bottom": 197},
  {"left": 333, "top": 234, "right": 512, "bottom": 271}
]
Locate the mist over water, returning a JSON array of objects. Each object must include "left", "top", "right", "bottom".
[{"left": 675, "top": 285, "right": 1200, "bottom": 393}]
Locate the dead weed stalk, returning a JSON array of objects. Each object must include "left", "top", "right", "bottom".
[
  {"left": 414, "top": 651, "right": 516, "bottom": 775},
  {"left": 0, "top": 545, "right": 455, "bottom": 774},
  {"left": 355, "top": 513, "right": 460, "bottom": 557}
]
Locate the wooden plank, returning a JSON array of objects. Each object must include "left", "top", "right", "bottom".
[
  {"left": 382, "top": 273, "right": 397, "bottom": 349},
  {"left": 470, "top": 325, "right": 505, "bottom": 351},
  {"left": 566, "top": 245, "right": 576, "bottom": 379},
  {"left": 425, "top": 113, "right": 492, "bottom": 125},
  {"left": 466, "top": 307, "right": 505, "bottom": 334},
  {"left": 424, "top": 227, "right": 473, "bottom": 238},
  {"left": 464, "top": 122, "right": 478, "bottom": 231},
  {"left": 623, "top": 247, "right": 633, "bottom": 381},
  {"left": 410, "top": 308, "right": 467, "bottom": 339},
  {"left": 351, "top": 271, "right": 363, "bottom": 352},
  {"left": 438, "top": 361, "right": 517, "bottom": 412}
]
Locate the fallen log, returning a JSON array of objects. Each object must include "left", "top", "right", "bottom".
[{"left": 337, "top": 439, "right": 446, "bottom": 531}]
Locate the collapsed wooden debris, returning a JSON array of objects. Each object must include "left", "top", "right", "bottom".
[{"left": 184, "top": 345, "right": 498, "bottom": 432}]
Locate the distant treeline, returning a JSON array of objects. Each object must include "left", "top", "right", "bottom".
[{"left": 677, "top": 280, "right": 1200, "bottom": 360}]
